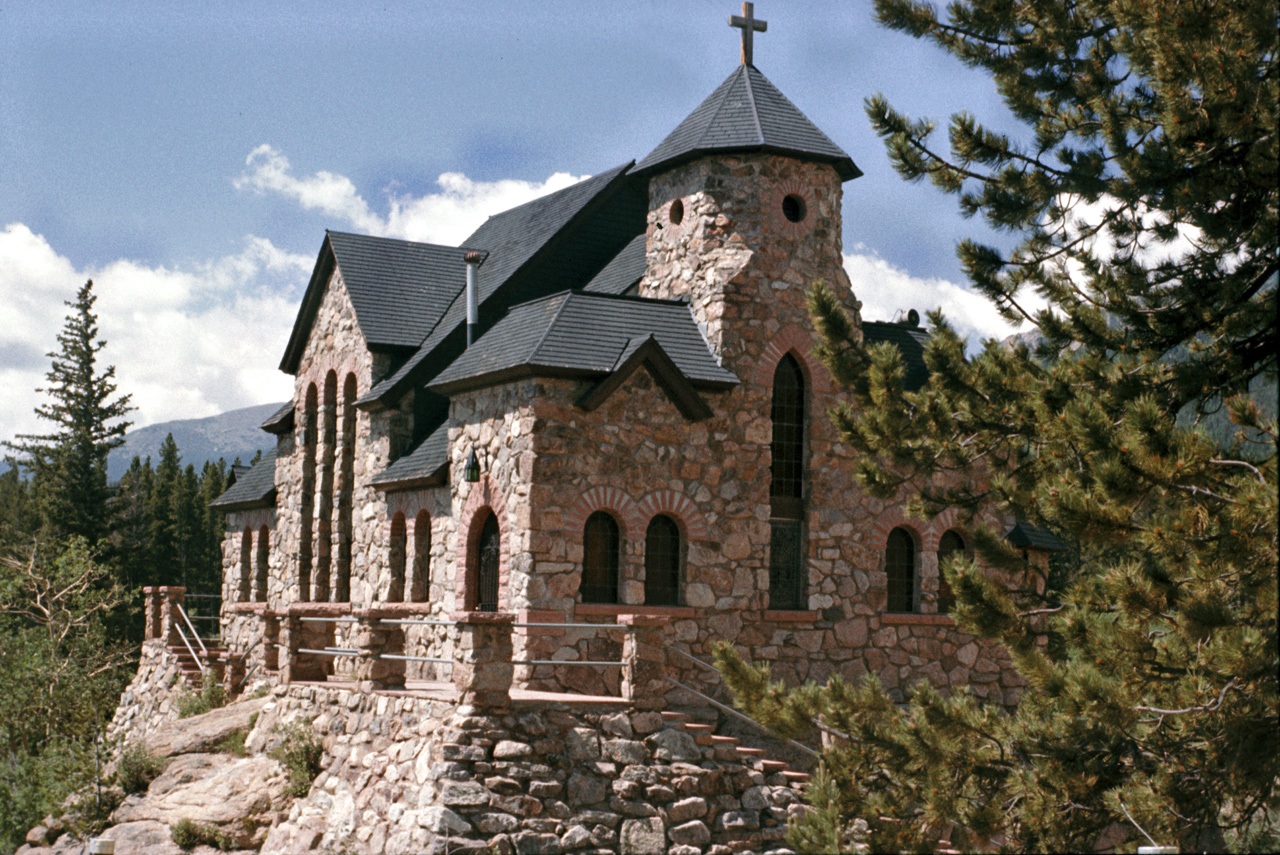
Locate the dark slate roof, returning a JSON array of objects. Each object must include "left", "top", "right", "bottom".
[
  {"left": 862, "top": 320, "right": 932, "bottom": 392},
  {"left": 371, "top": 421, "right": 450, "bottom": 490},
  {"left": 279, "top": 233, "right": 477, "bottom": 373},
  {"left": 632, "top": 64, "right": 861, "bottom": 181},
  {"left": 359, "top": 163, "right": 643, "bottom": 408},
  {"left": 260, "top": 402, "right": 294, "bottom": 435},
  {"left": 583, "top": 233, "right": 646, "bottom": 296},
  {"left": 1005, "top": 521, "right": 1071, "bottom": 552},
  {"left": 428, "top": 291, "right": 738, "bottom": 394},
  {"left": 210, "top": 447, "right": 278, "bottom": 510}
]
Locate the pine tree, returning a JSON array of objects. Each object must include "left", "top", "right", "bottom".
[
  {"left": 719, "top": 2, "right": 1277, "bottom": 851},
  {"left": 4, "top": 281, "right": 133, "bottom": 549},
  {"left": 148, "top": 434, "right": 182, "bottom": 584}
]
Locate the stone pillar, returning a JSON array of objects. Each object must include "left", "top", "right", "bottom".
[
  {"left": 221, "top": 653, "right": 246, "bottom": 695},
  {"left": 353, "top": 609, "right": 406, "bottom": 691},
  {"left": 159, "top": 586, "right": 187, "bottom": 647},
  {"left": 620, "top": 614, "right": 669, "bottom": 710},
  {"left": 280, "top": 615, "right": 302, "bottom": 685},
  {"left": 142, "top": 587, "right": 164, "bottom": 640},
  {"left": 452, "top": 611, "right": 514, "bottom": 712}
]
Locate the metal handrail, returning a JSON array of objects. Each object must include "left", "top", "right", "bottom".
[
  {"left": 172, "top": 620, "right": 207, "bottom": 676},
  {"left": 512, "top": 658, "right": 624, "bottom": 666},
  {"left": 665, "top": 675, "right": 818, "bottom": 759},
  {"left": 235, "top": 635, "right": 264, "bottom": 691},
  {"left": 297, "top": 616, "right": 358, "bottom": 624},
  {"left": 175, "top": 601, "right": 208, "bottom": 656}
]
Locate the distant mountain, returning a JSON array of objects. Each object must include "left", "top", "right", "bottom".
[{"left": 108, "top": 402, "right": 286, "bottom": 482}]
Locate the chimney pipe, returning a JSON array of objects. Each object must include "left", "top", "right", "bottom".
[{"left": 464, "top": 251, "right": 483, "bottom": 347}]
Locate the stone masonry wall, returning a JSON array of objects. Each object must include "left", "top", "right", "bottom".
[
  {"left": 105, "top": 640, "right": 187, "bottom": 748},
  {"left": 254, "top": 685, "right": 805, "bottom": 855}
]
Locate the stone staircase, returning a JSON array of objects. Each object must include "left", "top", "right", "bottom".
[
  {"left": 166, "top": 643, "right": 230, "bottom": 688},
  {"left": 660, "top": 709, "right": 813, "bottom": 789}
]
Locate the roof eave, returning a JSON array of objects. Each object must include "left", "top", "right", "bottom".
[
  {"left": 371, "top": 465, "right": 448, "bottom": 492},
  {"left": 630, "top": 146, "right": 861, "bottom": 182},
  {"left": 279, "top": 234, "right": 337, "bottom": 375}
]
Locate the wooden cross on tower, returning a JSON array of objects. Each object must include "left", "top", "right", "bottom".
[{"left": 728, "top": 2, "right": 767, "bottom": 67}]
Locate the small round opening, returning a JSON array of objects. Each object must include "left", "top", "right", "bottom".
[
  {"left": 669, "top": 199, "right": 684, "bottom": 226},
  {"left": 782, "top": 194, "right": 807, "bottom": 223}
]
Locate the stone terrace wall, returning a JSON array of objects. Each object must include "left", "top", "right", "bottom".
[
  {"left": 256, "top": 686, "right": 805, "bottom": 855},
  {"left": 105, "top": 640, "right": 187, "bottom": 748}
]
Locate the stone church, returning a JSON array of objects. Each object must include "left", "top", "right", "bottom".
[{"left": 212, "top": 9, "right": 1051, "bottom": 708}]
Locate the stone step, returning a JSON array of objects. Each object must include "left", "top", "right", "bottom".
[
  {"left": 758, "top": 759, "right": 788, "bottom": 774},
  {"left": 682, "top": 723, "right": 714, "bottom": 738},
  {"left": 708, "top": 734, "right": 740, "bottom": 747},
  {"left": 661, "top": 710, "right": 692, "bottom": 724},
  {"left": 735, "top": 746, "right": 766, "bottom": 759},
  {"left": 781, "top": 770, "right": 811, "bottom": 784}
]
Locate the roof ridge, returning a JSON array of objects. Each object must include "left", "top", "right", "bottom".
[
  {"left": 567, "top": 289, "right": 690, "bottom": 308},
  {"left": 743, "top": 65, "right": 765, "bottom": 145},
  {"left": 695, "top": 65, "right": 748, "bottom": 151},
  {"left": 526, "top": 291, "right": 576, "bottom": 365}
]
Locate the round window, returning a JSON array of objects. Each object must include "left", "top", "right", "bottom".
[
  {"left": 669, "top": 198, "right": 684, "bottom": 226},
  {"left": 782, "top": 194, "right": 807, "bottom": 223}
]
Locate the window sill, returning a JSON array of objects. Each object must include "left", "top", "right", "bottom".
[
  {"left": 575, "top": 603, "right": 697, "bottom": 618},
  {"left": 881, "top": 613, "right": 955, "bottom": 626},
  {"left": 762, "top": 609, "right": 821, "bottom": 623}
]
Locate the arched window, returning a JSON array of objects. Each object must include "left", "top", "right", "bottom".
[
  {"left": 238, "top": 527, "right": 252, "bottom": 602},
  {"left": 645, "top": 515, "right": 681, "bottom": 606},
  {"left": 476, "top": 512, "right": 501, "bottom": 612},
  {"left": 769, "top": 354, "right": 806, "bottom": 609},
  {"left": 299, "top": 383, "right": 317, "bottom": 601},
  {"left": 254, "top": 525, "right": 270, "bottom": 603},
  {"left": 581, "top": 511, "right": 620, "bottom": 604},
  {"left": 937, "top": 530, "right": 965, "bottom": 615},
  {"left": 410, "top": 510, "right": 430, "bottom": 602},
  {"left": 886, "top": 527, "right": 916, "bottom": 613},
  {"left": 335, "top": 373, "right": 356, "bottom": 602},
  {"left": 315, "top": 371, "right": 337, "bottom": 601},
  {"left": 388, "top": 512, "right": 407, "bottom": 602}
]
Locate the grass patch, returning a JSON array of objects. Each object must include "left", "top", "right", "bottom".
[
  {"left": 269, "top": 722, "right": 323, "bottom": 798},
  {"left": 116, "top": 743, "right": 166, "bottom": 794},
  {"left": 214, "top": 728, "right": 248, "bottom": 757},
  {"left": 176, "top": 672, "right": 228, "bottom": 719},
  {"left": 171, "top": 818, "right": 234, "bottom": 850}
]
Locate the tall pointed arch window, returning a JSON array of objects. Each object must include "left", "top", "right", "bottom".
[
  {"left": 581, "top": 511, "right": 620, "bottom": 604},
  {"left": 645, "top": 515, "right": 682, "bottom": 606},
  {"left": 238, "top": 527, "right": 252, "bottom": 602},
  {"left": 335, "top": 373, "right": 356, "bottom": 602},
  {"left": 315, "top": 371, "right": 337, "bottom": 601},
  {"left": 937, "top": 530, "right": 964, "bottom": 615},
  {"left": 388, "top": 512, "right": 407, "bottom": 602},
  {"left": 886, "top": 527, "right": 916, "bottom": 613},
  {"left": 769, "top": 354, "right": 806, "bottom": 610},
  {"left": 298, "top": 383, "right": 317, "bottom": 601},
  {"left": 475, "top": 512, "right": 500, "bottom": 612},
  {"left": 410, "top": 510, "right": 430, "bottom": 603},
  {"left": 254, "top": 525, "right": 270, "bottom": 603}
]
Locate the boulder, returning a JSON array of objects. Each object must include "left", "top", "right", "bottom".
[{"left": 138, "top": 696, "right": 271, "bottom": 758}]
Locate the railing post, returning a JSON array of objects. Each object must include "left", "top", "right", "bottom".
[
  {"left": 354, "top": 609, "right": 405, "bottom": 691},
  {"left": 452, "top": 611, "right": 514, "bottom": 712},
  {"left": 620, "top": 614, "right": 669, "bottom": 710},
  {"left": 160, "top": 586, "right": 186, "bottom": 647},
  {"left": 142, "top": 587, "right": 164, "bottom": 640},
  {"left": 280, "top": 614, "right": 301, "bottom": 685}
]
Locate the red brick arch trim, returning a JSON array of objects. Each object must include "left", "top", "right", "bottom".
[
  {"left": 636, "top": 491, "right": 708, "bottom": 541},
  {"left": 923, "top": 507, "right": 965, "bottom": 553},
  {"left": 457, "top": 475, "right": 509, "bottom": 611},
  {"left": 868, "top": 505, "right": 928, "bottom": 553},
  {"left": 753, "top": 324, "right": 832, "bottom": 394},
  {"left": 566, "top": 487, "right": 643, "bottom": 540}
]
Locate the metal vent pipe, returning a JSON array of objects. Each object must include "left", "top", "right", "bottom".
[{"left": 464, "top": 251, "right": 483, "bottom": 347}]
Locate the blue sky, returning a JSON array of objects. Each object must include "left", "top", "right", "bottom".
[{"left": 1, "top": 0, "right": 1029, "bottom": 443}]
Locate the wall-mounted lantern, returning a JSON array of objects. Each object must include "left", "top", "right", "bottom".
[{"left": 464, "top": 448, "right": 481, "bottom": 483}]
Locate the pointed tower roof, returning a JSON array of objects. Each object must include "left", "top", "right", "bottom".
[{"left": 631, "top": 64, "right": 861, "bottom": 181}]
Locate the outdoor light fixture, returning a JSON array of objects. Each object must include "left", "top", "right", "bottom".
[{"left": 464, "top": 448, "right": 481, "bottom": 483}]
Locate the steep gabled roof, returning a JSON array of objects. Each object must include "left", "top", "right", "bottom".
[
  {"left": 1005, "top": 521, "right": 1071, "bottom": 552},
  {"left": 358, "top": 163, "right": 644, "bottom": 409},
  {"left": 210, "top": 447, "right": 278, "bottom": 511},
  {"left": 260, "top": 402, "right": 294, "bottom": 435},
  {"left": 632, "top": 64, "right": 861, "bottom": 181},
  {"left": 862, "top": 320, "right": 931, "bottom": 392},
  {"left": 428, "top": 290, "right": 738, "bottom": 396},
  {"left": 279, "top": 233, "right": 477, "bottom": 374},
  {"left": 583, "top": 233, "right": 646, "bottom": 296},
  {"left": 371, "top": 421, "right": 450, "bottom": 491}
]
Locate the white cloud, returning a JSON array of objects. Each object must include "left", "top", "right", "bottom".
[
  {"left": 0, "top": 222, "right": 304, "bottom": 445},
  {"left": 235, "top": 144, "right": 587, "bottom": 245},
  {"left": 842, "top": 248, "right": 1038, "bottom": 348}
]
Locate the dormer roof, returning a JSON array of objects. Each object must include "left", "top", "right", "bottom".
[{"left": 631, "top": 64, "right": 861, "bottom": 181}]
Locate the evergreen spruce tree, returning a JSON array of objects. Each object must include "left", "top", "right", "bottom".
[
  {"left": 148, "top": 434, "right": 182, "bottom": 585},
  {"left": 718, "top": 2, "right": 1277, "bottom": 851},
  {"left": 5, "top": 281, "right": 133, "bottom": 549}
]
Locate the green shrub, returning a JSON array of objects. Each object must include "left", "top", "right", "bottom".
[
  {"left": 269, "top": 722, "right": 323, "bottom": 797},
  {"left": 171, "top": 818, "right": 234, "bottom": 850},
  {"left": 116, "top": 742, "right": 166, "bottom": 794},
  {"left": 175, "top": 672, "right": 227, "bottom": 719},
  {"left": 213, "top": 728, "right": 247, "bottom": 757}
]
